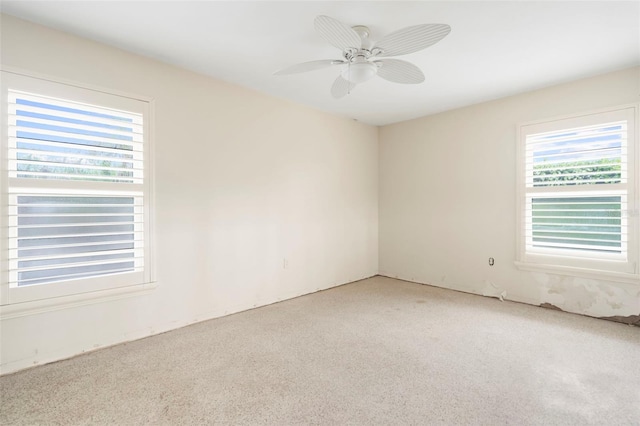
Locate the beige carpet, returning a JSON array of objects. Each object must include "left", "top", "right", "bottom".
[{"left": 1, "top": 276, "right": 639, "bottom": 425}]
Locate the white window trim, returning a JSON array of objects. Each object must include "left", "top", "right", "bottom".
[
  {"left": 0, "top": 67, "right": 157, "bottom": 318},
  {"left": 0, "top": 281, "right": 158, "bottom": 320},
  {"left": 515, "top": 103, "right": 640, "bottom": 284}
]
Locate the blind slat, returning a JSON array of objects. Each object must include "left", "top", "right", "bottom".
[
  {"left": 15, "top": 255, "right": 145, "bottom": 274},
  {"left": 10, "top": 138, "right": 142, "bottom": 158},
  {"left": 12, "top": 158, "right": 141, "bottom": 174},
  {"left": 9, "top": 113, "right": 143, "bottom": 139},
  {"left": 11, "top": 148, "right": 139, "bottom": 165},
  {"left": 9, "top": 92, "right": 143, "bottom": 124},
  {"left": 16, "top": 267, "right": 144, "bottom": 286},
  {"left": 10, "top": 170, "right": 142, "bottom": 183},
  {"left": 9, "top": 124, "right": 143, "bottom": 146},
  {"left": 10, "top": 248, "right": 144, "bottom": 262}
]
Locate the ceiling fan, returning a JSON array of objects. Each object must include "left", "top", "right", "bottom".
[{"left": 274, "top": 15, "right": 451, "bottom": 98}]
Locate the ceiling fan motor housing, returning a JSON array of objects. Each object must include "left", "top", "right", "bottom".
[
  {"left": 341, "top": 61, "right": 378, "bottom": 83},
  {"left": 341, "top": 50, "right": 379, "bottom": 83}
]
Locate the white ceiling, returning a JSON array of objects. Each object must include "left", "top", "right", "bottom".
[{"left": 1, "top": 1, "right": 639, "bottom": 126}]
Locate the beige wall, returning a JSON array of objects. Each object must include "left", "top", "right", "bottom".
[
  {"left": 0, "top": 15, "right": 379, "bottom": 374},
  {"left": 379, "top": 66, "right": 640, "bottom": 318}
]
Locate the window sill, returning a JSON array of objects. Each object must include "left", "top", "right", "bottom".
[
  {"left": 0, "top": 282, "right": 157, "bottom": 320},
  {"left": 514, "top": 261, "right": 639, "bottom": 285}
]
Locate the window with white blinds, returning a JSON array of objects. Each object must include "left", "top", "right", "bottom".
[
  {"left": 517, "top": 106, "right": 638, "bottom": 280},
  {"left": 8, "top": 91, "right": 144, "bottom": 183},
  {"left": 1, "top": 71, "right": 153, "bottom": 305}
]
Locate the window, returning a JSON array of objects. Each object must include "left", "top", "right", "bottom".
[
  {"left": 1, "top": 71, "right": 153, "bottom": 306},
  {"left": 516, "top": 105, "right": 639, "bottom": 281}
]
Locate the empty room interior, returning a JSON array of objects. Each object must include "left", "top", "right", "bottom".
[{"left": 0, "top": 1, "right": 639, "bottom": 424}]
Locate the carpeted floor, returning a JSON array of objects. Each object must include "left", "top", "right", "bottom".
[{"left": 1, "top": 276, "right": 639, "bottom": 425}]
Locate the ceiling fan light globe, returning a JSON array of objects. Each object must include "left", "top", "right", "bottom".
[{"left": 341, "top": 62, "right": 377, "bottom": 83}]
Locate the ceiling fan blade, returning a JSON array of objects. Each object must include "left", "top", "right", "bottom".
[
  {"left": 274, "top": 59, "right": 345, "bottom": 75},
  {"left": 373, "top": 24, "right": 451, "bottom": 57},
  {"left": 374, "top": 59, "right": 425, "bottom": 84},
  {"left": 331, "top": 75, "right": 356, "bottom": 99},
  {"left": 314, "top": 15, "right": 362, "bottom": 51}
]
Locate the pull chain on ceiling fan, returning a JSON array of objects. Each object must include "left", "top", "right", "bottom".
[{"left": 275, "top": 15, "right": 451, "bottom": 98}]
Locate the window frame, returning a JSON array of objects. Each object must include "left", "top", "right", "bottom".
[
  {"left": 0, "top": 68, "right": 156, "bottom": 312},
  {"left": 515, "top": 104, "right": 639, "bottom": 283}
]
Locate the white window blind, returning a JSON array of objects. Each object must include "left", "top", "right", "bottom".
[
  {"left": 8, "top": 91, "right": 144, "bottom": 183},
  {"left": 9, "top": 194, "right": 144, "bottom": 287},
  {"left": 527, "top": 122, "right": 626, "bottom": 187},
  {"left": 528, "top": 195, "right": 625, "bottom": 254},
  {"left": 2, "top": 71, "right": 152, "bottom": 305},
  {"left": 525, "top": 121, "right": 627, "bottom": 257},
  {"left": 517, "top": 106, "right": 638, "bottom": 280}
]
